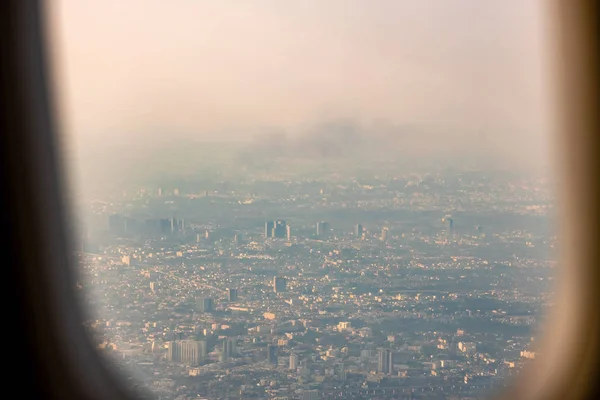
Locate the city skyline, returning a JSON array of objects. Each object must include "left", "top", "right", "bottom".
[{"left": 49, "top": 1, "right": 557, "bottom": 399}]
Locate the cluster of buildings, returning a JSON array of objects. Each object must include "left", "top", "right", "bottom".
[{"left": 77, "top": 169, "right": 553, "bottom": 399}]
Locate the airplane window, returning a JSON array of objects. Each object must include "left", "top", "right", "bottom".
[{"left": 48, "top": 1, "right": 555, "bottom": 399}]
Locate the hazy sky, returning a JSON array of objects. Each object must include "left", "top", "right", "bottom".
[{"left": 49, "top": 0, "right": 554, "bottom": 164}]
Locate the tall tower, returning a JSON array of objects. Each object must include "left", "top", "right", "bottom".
[
  {"left": 222, "top": 338, "right": 235, "bottom": 360},
  {"left": 227, "top": 288, "right": 238, "bottom": 302},
  {"left": 378, "top": 349, "right": 392, "bottom": 374},
  {"left": 443, "top": 216, "right": 454, "bottom": 240},
  {"left": 196, "top": 297, "right": 213, "bottom": 313},
  {"left": 286, "top": 224, "right": 292, "bottom": 241},
  {"left": 234, "top": 233, "right": 243, "bottom": 245},
  {"left": 380, "top": 227, "right": 389, "bottom": 243},
  {"left": 337, "top": 362, "right": 347, "bottom": 380},
  {"left": 273, "top": 220, "right": 287, "bottom": 238},
  {"left": 265, "top": 221, "right": 274, "bottom": 238},
  {"left": 289, "top": 353, "right": 299, "bottom": 370},
  {"left": 317, "top": 221, "right": 330, "bottom": 238},
  {"left": 355, "top": 223, "right": 363, "bottom": 238}
]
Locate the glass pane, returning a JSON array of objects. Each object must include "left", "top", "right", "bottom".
[{"left": 50, "top": 1, "right": 555, "bottom": 399}]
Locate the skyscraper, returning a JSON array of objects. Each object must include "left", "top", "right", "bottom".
[
  {"left": 167, "top": 340, "right": 206, "bottom": 365},
  {"left": 355, "top": 223, "right": 363, "bottom": 238},
  {"left": 317, "top": 221, "right": 330, "bottom": 238},
  {"left": 477, "top": 224, "right": 485, "bottom": 239},
  {"left": 378, "top": 349, "right": 392, "bottom": 374},
  {"left": 265, "top": 221, "right": 274, "bottom": 238},
  {"left": 222, "top": 338, "right": 235, "bottom": 360},
  {"left": 273, "top": 277, "right": 287, "bottom": 293},
  {"left": 289, "top": 353, "right": 299, "bottom": 370},
  {"left": 443, "top": 216, "right": 454, "bottom": 238},
  {"left": 286, "top": 224, "right": 292, "bottom": 241},
  {"left": 197, "top": 297, "right": 213, "bottom": 313},
  {"left": 227, "top": 288, "right": 238, "bottom": 302},
  {"left": 273, "top": 219, "right": 287, "bottom": 238},
  {"left": 337, "top": 362, "right": 347, "bottom": 380},
  {"left": 381, "top": 227, "right": 389, "bottom": 243},
  {"left": 234, "top": 233, "right": 243, "bottom": 245},
  {"left": 267, "top": 344, "right": 278, "bottom": 365}
]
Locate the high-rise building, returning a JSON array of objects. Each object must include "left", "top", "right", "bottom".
[
  {"left": 197, "top": 297, "right": 213, "bottom": 313},
  {"left": 234, "top": 233, "right": 243, "bottom": 245},
  {"left": 443, "top": 216, "right": 454, "bottom": 238},
  {"left": 289, "top": 353, "right": 299, "bottom": 370},
  {"left": 286, "top": 224, "right": 292, "bottom": 241},
  {"left": 355, "top": 223, "right": 363, "bottom": 238},
  {"left": 381, "top": 227, "right": 389, "bottom": 243},
  {"left": 476, "top": 225, "right": 485, "bottom": 239},
  {"left": 273, "top": 277, "right": 287, "bottom": 293},
  {"left": 167, "top": 340, "right": 206, "bottom": 365},
  {"left": 227, "top": 288, "right": 238, "bottom": 302},
  {"left": 317, "top": 221, "right": 330, "bottom": 238},
  {"left": 166, "top": 341, "right": 179, "bottom": 363},
  {"left": 265, "top": 221, "right": 275, "bottom": 238},
  {"left": 267, "top": 344, "right": 278, "bottom": 365},
  {"left": 273, "top": 220, "right": 287, "bottom": 238},
  {"left": 378, "top": 349, "right": 393, "bottom": 374},
  {"left": 222, "top": 338, "right": 236, "bottom": 360},
  {"left": 337, "top": 362, "right": 347, "bottom": 380}
]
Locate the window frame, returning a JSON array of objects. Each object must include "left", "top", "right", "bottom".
[{"left": 1, "top": 1, "right": 599, "bottom": 399}]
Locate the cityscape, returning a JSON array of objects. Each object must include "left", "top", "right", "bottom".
[
  {"left": 74, "top": 153, "right": 555, "bottom": 400},
  {"left": 53, "top": 1, "right": 554, "bottom": 398}
]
